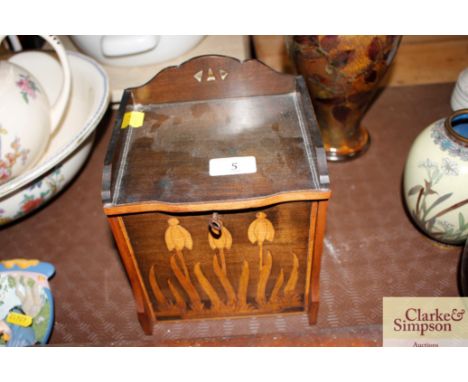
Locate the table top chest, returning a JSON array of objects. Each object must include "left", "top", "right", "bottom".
[{"left": 102, "top": 55, "right": 330, "bottom": 334}]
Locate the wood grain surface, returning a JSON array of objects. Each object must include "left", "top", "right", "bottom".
[{"left": 122, "top": 203, "right": 314, "bottom": 321}]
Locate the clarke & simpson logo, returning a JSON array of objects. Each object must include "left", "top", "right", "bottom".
[
  {"left": 393, "top": 307, "right": 465, "bottom": 336},
  {"left": 383, "top": 297, "right": 468, "bottom": 347}
]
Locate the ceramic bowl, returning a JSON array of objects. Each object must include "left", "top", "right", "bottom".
[
  {"left": 451, "top": 68, "right": 468, "bottom": 111},
  {"left": 0, "top": 51, "right": 109, "bottom": 225},
  {"left": 70, "top": 35, "right": 204, "bottom": 67},
  {"left": 0, "top": 35, "right": 72, "bottom": 184}
]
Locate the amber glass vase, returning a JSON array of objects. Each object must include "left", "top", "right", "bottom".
[{"left": 289, "top": 35, "right": 401, "bottom": 161}]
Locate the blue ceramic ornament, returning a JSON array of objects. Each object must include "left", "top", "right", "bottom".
[{"left": 0, "top": 259, "right": 55, "bottom": 346}]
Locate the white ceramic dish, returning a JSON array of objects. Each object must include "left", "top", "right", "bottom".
[
  {"left": 451, "top": 68, "right": 468, "bottom": 111},
  {"left": 0, "top": 51, "right": 109, "bottom": 198},
  {"left": 0, "top": 35, "right": 72, "bottom": 185},
  {"left": 0, "top": 51, "right": 109, "bottom": 224},
  {"left": 70, "top": 35, "right": 204, "bottom": 67}
]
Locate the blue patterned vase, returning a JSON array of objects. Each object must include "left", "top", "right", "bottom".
[{"left": 404, "top": 109, "right": 468, "bottom": 245}]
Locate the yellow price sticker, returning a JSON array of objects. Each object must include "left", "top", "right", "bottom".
[
  {"left": 1, "top": 259, "right": 39, "bottom": 269},
  {"left": 121, "top": 111, "right": 145, "bottom": 129},
  {"left": 6, "top": 312, "right": 33, "bottom": 327}
]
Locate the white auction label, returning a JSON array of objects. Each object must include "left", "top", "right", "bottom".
[{"left": 209, "top": 156, "right": 257, "bottom": 176}]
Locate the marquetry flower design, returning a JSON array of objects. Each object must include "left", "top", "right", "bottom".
[
  {"left": 165, "top": 218, "right": 193, "bottom": 252},
  {"left": 208, "top": 226, "right": 232, "bottom": 275},
  {"left": 208, "top": 226, "right": 232, "bottom": 250},
  {"left": 162, "top": 218, "right": 203, "bottom": 312},
  {"left": 149, "top": 210, "right": 303, "bottom": 317},
  {"left": 164, "top": 218, "right": 192, "bottom": 279},
  {"left": 248, "top": 212, "right": 275, "bottom": 270}
]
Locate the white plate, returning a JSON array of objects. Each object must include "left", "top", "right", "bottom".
[{"left": 0, "top": 51, "right": 109, "bottom": 198}]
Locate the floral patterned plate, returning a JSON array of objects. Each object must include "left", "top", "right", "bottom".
[
  {"left": 0, "top": 260, "right": 55, "bottom": 346},
  {"left": 0, "top": 51, "right": 109, "bottom": 225}
]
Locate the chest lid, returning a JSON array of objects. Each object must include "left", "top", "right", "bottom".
[{"left": 103, "top": 56, "right": 330, "bottom": 214}]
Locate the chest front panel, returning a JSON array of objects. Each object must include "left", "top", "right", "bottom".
[{"left": 122, "top": 201, "right": 315, "bottom": 320}]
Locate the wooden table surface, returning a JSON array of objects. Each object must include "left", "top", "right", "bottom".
[{"left": 1, "top": 82, "right": 460, "bottom": 347}]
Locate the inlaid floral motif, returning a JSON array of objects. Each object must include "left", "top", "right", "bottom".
[
  {"left": 407, "top": 158, "right": 468, "bottom": 243},
  {"left": 16, "top": 74, "right": 40, "bottom": 104},
  {"left": 149, "top": 212, "right": 300, "bottom": 318},
  {"left": 431, "top": 119, "right": 468, "bottom": 161}
]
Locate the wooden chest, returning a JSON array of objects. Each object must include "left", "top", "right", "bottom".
[{"left": 102, "top": 56, "right": 331, "bottom": 334}]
